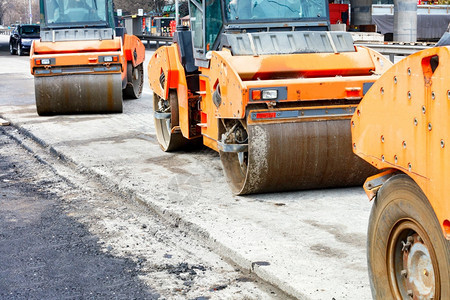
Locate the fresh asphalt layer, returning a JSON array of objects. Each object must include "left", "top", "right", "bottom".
[{"left": 0, "top": 35, "right": 373, "bottom": 299}]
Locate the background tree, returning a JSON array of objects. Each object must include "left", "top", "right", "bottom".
[
  {"left": 0, "top": 0, "right": 5, "bottom": 25},
  {"left": 0, "top": 0, "right": 39, "bottom": 26},
  {"left": 0, "top": 0, "right": 189, "bottom": 26}
]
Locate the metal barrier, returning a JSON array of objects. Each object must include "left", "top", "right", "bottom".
[
  {"left": 0, "top": 29, "right": 12, "bottom": 35},
  {"left": 356, "top": 42, "right": 432, "bottom": 62},
  {"left": 373, "top": 4, "right": 450, "bottom": 15},
  {"left": 136, "top": 35, "right": 172, "bottom": 49}
]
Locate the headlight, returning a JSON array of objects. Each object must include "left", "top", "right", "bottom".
[
  {"left": 262, "top": 90, "right": 278, "bottom": 100},
  {"left": 35, "top": 58, "right": 53, "bottom": 65},
  {"left": 100, "top": 55, "right": 118, "bottom": 63},
  {"left": 250, "top": 87, "right": 286, "bottom": 101},
  {"left": 21, "top": 38, "right": 33, "bottom": 44}
]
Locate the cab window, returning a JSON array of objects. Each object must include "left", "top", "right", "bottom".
[
  {"left": 190, "top": 0, "right": 204, "bottom": 48},
  {"left": 205, "top": 0, "right": 223, "bottom": 49},
  {"left": 225, "top": 0, "right": 327, "bottom": 21}
]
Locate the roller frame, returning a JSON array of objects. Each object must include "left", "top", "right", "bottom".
[
  {"left": 30, "top": 34, "right": 145, "bottom": 115},
  {"left": 148, "top": 34, "right": 391, "bottom": 195}
]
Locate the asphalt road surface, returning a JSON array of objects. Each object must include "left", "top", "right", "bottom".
[
  {"left": 0, "top": 33, "right": 375, "bottom": 299},
  {"left": 0, "top": 34, "right": 287, "bottom": 300},
  {"left": 0, "top": 131, "right": 160, "bottom": 299}
]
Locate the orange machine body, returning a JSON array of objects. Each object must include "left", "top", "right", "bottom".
[
  {"left": 30, "top": 34, "right": 145, "bottom": 82},
  {"left": 352, "top": 46, "right": 450, "bottom": 240},
  {"left": 149, "top": 44, "right": 391, "bottom": 151}
]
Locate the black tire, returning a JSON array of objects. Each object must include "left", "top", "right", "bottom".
[
  {"left": 368, "top": 174, "right": 450, "bottom": 299},
  {"left": 17, "top": 43, "right": 23, "bottom": 56},
  {"left": 9, "top": 42, "right": 16, "bottom": 55},
  {"left": 123, "top": 62, "right": 143, "bottom": 99},
  {"left": 153, "top": 91, "right": 199, "bottom": 152}
]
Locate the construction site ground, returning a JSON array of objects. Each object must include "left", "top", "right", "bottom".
[{"left": 0, "top": 34, "right": 374, "bottom": 299}]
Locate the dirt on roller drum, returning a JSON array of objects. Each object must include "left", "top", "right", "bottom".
[{"left": 0, "top": 127, "right": 288, "bottom": 300}]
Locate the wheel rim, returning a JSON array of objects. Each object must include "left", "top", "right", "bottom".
[
  {"left": 387, "top": 219, "right": 440, "bottom": 299},
  {"left": 123, "top": 63, "right": 143, "bottom": 99},
  {"left": 17, "top": 45, "right": 21, "bottom": 56},
  {"left": 153, "top": 93, "right": 174, "bottom": 151},
  {"left": 132, "top": 64, "right": 143, "bottom": 97}
]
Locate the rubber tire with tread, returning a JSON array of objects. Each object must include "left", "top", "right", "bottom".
[
  {"left": 9, "top": 43, "right": 16, "bottom": 55},
  {"left": 17, "top": 43, "right": 23, "bottom": 56},
  {"left": 368, "top": 174, "right": 450, "bottom": 299}
]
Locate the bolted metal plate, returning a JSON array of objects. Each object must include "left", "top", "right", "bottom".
[{"left": 34, "top": 73, "right": 123, "bottom": 116}]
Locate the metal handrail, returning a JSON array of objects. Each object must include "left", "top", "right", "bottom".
[{"left": 357, "top": 42, "right": 432, "bottom": 62}]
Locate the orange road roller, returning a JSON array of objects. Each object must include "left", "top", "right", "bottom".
[
  {"left": 352, "top": 36, "right": 450, "bottom": 298},
  {"left": 148, "top": 0, "right": 392, "bottom": 195},
  {"left": 30, "top": 0, "right": 145, "bottom": 115}
]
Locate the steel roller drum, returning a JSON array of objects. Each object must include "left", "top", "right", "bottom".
[
  {"left": 35, "top": 73, "right": 123, "bottom": 115},
  {"left": 220, "top": 119, "right": 378, "bottom": 195}
]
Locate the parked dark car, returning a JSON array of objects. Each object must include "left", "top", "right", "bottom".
[{"left": 9, "top": 24, "right": 40, "bottom": 56}]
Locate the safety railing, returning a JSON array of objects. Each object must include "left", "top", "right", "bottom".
[{"left": 356, "top": 42, "right": 432, "bottom": 62}]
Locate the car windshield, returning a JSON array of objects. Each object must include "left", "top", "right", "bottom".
[
  {"left": 20, "top": 26, "right": 40, "bottom": 36},
  {"left": 43, "top": 0, "right": 108, "bottom": 25},
  {"left": 225, "top": 0, "right": 327, "bottom": 21}
]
